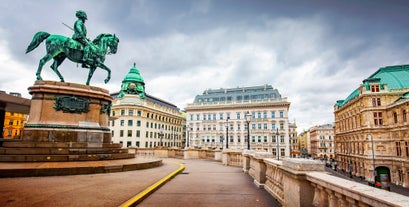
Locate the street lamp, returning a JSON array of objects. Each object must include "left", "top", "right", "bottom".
[
  {"left": 186, "top": 126, "right": 190, "bottom": 148},
  {"left": 276, "top": 128, "right": 280, "bottom": 160},
  {"left": 245, "top": 112, "right": 252, "bottom": 150},
  {"left": 367, "top": 134, "right": 376, "bottom": 185},
  {"left": 224, "top": 117, "right": 230, "bottom": 149},
  {"left": 159, "top": 127, "right": 164, "bottom": 147}
]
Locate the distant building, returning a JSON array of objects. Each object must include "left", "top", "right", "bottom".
[
  {"left": 309, "top": 124, "right": 334, "bottom": 160},
  {"left": 185, "top": 85, "right": 292, "bottom": 157},
  {"left": 110, "top": 64, "right": 184, "bottom": 148},
  {"left": 334, "top": 64, "right": 409, "bottom": 188},
  {"left": 0, "top": 92, "right": 30, "bottom": 139},
  {"left": 297, "top": 130, "right": 310, "bottom": 158},
  {"left": 289, "top": 122, "right": 300, "bottom": 158}
]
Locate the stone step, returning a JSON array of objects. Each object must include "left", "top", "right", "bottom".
[
  {"left": 0, "top": 153, "right": 135, "bottom": 162},
  {"left": 0, "top": 147, "right": 130, "bottom": 155},
  {"left": 2, "top": 141, "right": 121, "bottom": 149}
]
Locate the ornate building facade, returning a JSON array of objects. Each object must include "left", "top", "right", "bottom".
[
  {"left": 334, "top": 64, "right": 409, "bottom": 188},
  {"left": 109, "top": 65, "right": 184, "bottom": 148},
  {"left": 309, "top": 124, "right": 334, "bottom": 160},
  {"left": 185, "top": 85, "right": 293, "bottom": 158}
]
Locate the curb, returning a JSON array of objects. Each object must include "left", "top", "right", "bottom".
[{"left": 119, "top": 161, "right": 185, "bottom": 207}]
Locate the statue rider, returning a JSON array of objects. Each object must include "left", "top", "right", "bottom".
[{"left": 72, "top": 10, "right": 92, "bottom": 68}]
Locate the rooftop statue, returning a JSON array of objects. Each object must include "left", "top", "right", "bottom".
[{"left": 25, "top": 10, "right": 119, "bottom": 85}]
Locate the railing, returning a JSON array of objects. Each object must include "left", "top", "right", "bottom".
[{"left": 130, "top": 148, "right": 408, "bottom": 207}]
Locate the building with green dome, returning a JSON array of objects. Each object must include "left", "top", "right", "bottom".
[
  {"left": 334, "top": 64, "right": 409, "bottom": 188},
  {"left": 118, "top": 63, "right": 146, "bottom": 99},
  {"left": 109, "top": 64, "right": 185, "bottom": 149}
]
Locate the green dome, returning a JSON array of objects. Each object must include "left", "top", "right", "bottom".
[{"left": 123, "top": 63, "right": 144, "bottom": 83}]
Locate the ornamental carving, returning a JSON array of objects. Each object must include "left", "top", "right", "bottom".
[{"left": 54, "top": 96, "right": 90, "bottom": 113}]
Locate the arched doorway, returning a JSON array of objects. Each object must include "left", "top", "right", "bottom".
[{"left": 376, "top": 166, "right": 391, "bottom": 191}]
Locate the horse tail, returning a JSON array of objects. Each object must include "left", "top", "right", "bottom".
[{"left": 25, "top": 31, "right": 50, "bottom": 54}]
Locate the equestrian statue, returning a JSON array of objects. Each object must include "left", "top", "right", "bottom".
[{"left": 25, "top": 10, "right": 119, "bottom": 85}]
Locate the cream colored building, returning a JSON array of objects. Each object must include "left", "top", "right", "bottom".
[
  {"left": 185, "top": 85, "right": 293, "bottom": 158},
  {"left": 309, "top": 124, "right": 334, "bottom": 159},
  {"left": 334, "top": 64, "right": 409, "bottom": 188},
  {"left": 109, "top": 65, "right": 184, "bottom": 148},
  {"left": 289, "top": 122, "right": 299, "bottom": 158}
]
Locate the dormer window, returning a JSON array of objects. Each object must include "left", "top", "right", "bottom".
[{"left": 371, "top": 84, "right": 380, "bottom": 92}]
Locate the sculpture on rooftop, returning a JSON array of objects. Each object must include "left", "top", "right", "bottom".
[{"left": 25, "top": 10, "right": 119, "bottom": 85}]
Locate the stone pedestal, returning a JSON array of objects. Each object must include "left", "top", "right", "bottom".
[
  {"left": 22, "top": 81, "right": 112, "bottom": 145},
  {"left": 0, "top": 81, "right": 135, "bottom": 162}
]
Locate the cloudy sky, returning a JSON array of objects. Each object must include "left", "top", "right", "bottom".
[{"left": 1, "top": 0, "right": 409, "bottom": 133}]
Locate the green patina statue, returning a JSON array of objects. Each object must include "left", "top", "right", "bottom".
[{"left": 25, "top": 10, "right": 119, "bottom": 85}]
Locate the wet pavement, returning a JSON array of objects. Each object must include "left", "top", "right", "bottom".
[
  {"left": 139, "top": 159, "right": 281, "bottom": 207},
  {"left": 0, "top": 159, "right": 280, "bottom": 207}
]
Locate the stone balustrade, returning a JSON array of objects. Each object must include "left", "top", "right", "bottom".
[{"left": 131, "top": 148, "right": 408, "bottom": 207}]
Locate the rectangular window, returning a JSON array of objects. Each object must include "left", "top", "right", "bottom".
[
  {"left": 263, "top": 136, "right": 267, "bottom": 142},
  {"left": 272, "top": 148, "right": 277, "bottom": 156},
  {"left": 258, "top": 123, "right": 261, "bottom": 129},
  {"left": 137, "top": 110, "right": 142, "bottom": 116},
  {"left": 263, "top": 112, "right": 267, "bottom": 118},
  {"left": 136, "top": 130, "right": 140, "bottom": 137},
  {"left": 219, "top": 113, "right": 223, "bottom": 120},
  {"left": 128, "top": 120, "right": 133, "bottom": 126},
  {"left": 374, "top": 112, "right": 383, "bottom": 126},
  {"left": 371, "top": 85, "right": 380, "bottom": 92},
  {"left": 280, "top": 111, "right": 284, "bottom": 118},
  {"left": 197, "top": 114, "right": 200, "bottom": 120},
  {"left": 203, "top": 114, "right": 207, "bottom": 120},
  {"left": 251, "top": 136, "right": 255, "bottom": 142},
  {"left": 257, "top": 112, "right": 261, "bottom": 118},
  {"left": 127, "top": 130, "right": 132, "bottom": 137},
  {"left": 271, "top": 124, "right": 276, "bottom": 130},
  {"left": 129, "top": 110, "right": 134, "bottom": 116},
  {"left": 257, "top": 136, "right": 261, "bottom": 142},
  {"left": 213, "top": 114, "right": 216, "bottom": 120},
  {"left": 190, "top": 115, "right": 193, "bottom": 121},
  {"left": 112, "top": 120, "right": 115, "bottom": 127},
  {"left": 372, "top": 98, "right": 381, "bottom": 106},
  {"left": 120, "top": 130, "right": 124, "bottom": 137},
  {"left": 137, "top": 120, "right": 141, "bottom": 127},
  {"left": 396, "top": 142, "right": 402, "bottom": 156},
  {"left": 403, "top": 110, "right": 407, "bottom": 122},
  {"left": 120, "top": 120, "right": 125, "bottom": 126},
  {"left": 252, "top": 124, "right": 256, "bottom": 130},
  {"left": 393, "top": 112, "right": 398, "bottom": 123},
  {"left": 236, "top": 112, "right": 241, "bottom": 119},
  {"left": 405, "top": 142, "right": 409, "bottom": 156},
  {"left": 271, "top": 111, "right": 275, "bottom": 118},
  {"left": 263, "top": 123, "right": 267, "bottom": 129},
  {"left": 121, "top": 110, "right": 125, "bottom": 115}
]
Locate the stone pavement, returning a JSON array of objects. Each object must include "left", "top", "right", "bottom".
[
  {"left": 0, "top": 158, "right": 280, "bottom": 207},
  {"left": 139, "top": 159, "right": 281, "bottom": 207},
  {"left": 0, "top": 158, "right": 177, "bottom": 207}
]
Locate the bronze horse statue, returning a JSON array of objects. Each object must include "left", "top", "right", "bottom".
[{"left": 26, "top": 31, "right": 119, "bottom": 85}]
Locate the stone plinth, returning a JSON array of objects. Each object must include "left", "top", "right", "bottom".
[
  {"left": 22, "top": 81, "right": 112, "bottom": 144},
  {"left": 0, "top": 81, "right": 135, "bottom": 163}
]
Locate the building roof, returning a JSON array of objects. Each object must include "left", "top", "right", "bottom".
[
  {"left": 336, "top": 64, "right": 409, "bottom": 108},
  {"left": 193, "top": 84, "right": 282, "bottom": 103}
]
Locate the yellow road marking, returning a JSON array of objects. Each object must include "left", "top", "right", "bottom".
[{"left": 119, "top": 161, "right": 185, "bottom": 207}]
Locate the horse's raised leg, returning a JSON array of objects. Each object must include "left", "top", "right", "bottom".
[
  {"left": 36, "top": 54, "right": 53, "bottom": 80},
  {"left": 86, "top": 67, "right": 96, "bottom": 85},
  {"left": 97, "top": 63, "right": 111, "bottom": 83},
  {"left": 50, "top": 54, "right": 66, "bottom": 82}
]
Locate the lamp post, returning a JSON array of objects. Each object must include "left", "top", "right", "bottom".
[
  {"left": 276, "top": 128, "right": 280, "bottom": 160},
  {"left": 245, "top": 112, "right": 252, "bottom": 150},
  {"left": 224, "top": 117, "right": 229, "bottom": 149},
  {"left": 367, "top": 134, "right": 376, "bottom": 185},
  {"left": 159, "top": 127, "right": 164, "bottom": 147},
  {"left": 186, "top": 126, "right": 190, "bottom": 148}
]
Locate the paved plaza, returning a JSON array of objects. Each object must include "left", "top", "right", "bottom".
[{"left": 0, "top": 159, "right": 280, "bottom": 207}]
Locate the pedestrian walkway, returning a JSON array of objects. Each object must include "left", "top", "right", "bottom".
[
  {"left": 139, "top": 159, "right": 280, "bottom": 207},
  {"left": 0, "top": 159, "right": 280, "bottom": 207}
]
